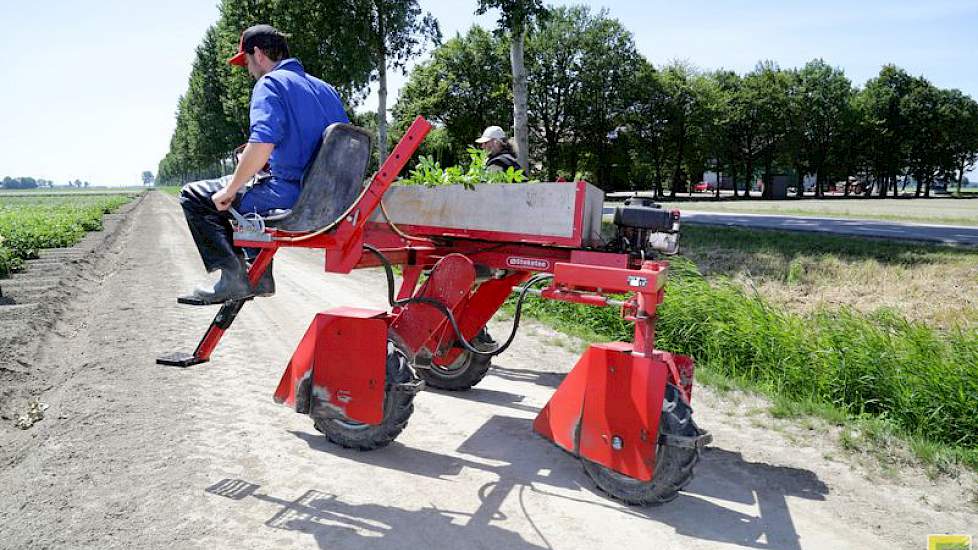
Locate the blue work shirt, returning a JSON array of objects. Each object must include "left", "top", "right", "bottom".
[{"left": 239, "top": 58, "right": 349, "bottom": 214}]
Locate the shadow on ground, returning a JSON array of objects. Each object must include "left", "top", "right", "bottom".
[{"left": 206, "top": 411, "right": 827, "bottom": 549}]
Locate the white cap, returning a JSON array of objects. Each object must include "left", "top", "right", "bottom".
[{"left": 475, "top": 126, "right": 507, "bottom": 143}]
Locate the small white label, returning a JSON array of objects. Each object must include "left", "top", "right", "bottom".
[
  {"left": 506, "top": 256, "right": 551, "bottom": 270},
  {"left": 628, "top": 276, "right": 648, "bottom": 288}
]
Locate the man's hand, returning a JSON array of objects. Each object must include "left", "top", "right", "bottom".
[
  {"left": 216, "top": 142, "right": 276, "bottom": 211},
  {"left": 212, "top": 186, "right": 235, "bottom": 211}
]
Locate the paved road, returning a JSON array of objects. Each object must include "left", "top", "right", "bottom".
[{"left": 603, "top": 207, "right": 978, "bottom": 246}]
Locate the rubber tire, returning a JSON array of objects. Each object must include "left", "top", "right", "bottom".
[
  {"left": 582, "top": 383, "right": 705, "bottom": 506},
  {"left": 313, "top": 342, "right": 416, "bottom": 451},
  {"left": 418, "top": 329, "right": 495, "bottom": 391}
]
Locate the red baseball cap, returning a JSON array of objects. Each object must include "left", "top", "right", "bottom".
[{"left": 228, "top": 24, "right": 285, "bottom": 67}]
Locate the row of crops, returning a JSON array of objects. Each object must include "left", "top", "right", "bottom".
[{"left": 0, "top": 192, "right": 139, "bottom": 277}]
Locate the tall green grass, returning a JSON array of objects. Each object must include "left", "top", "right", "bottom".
[{"left": 518, "top": 257, "right": 978, "bottom": 460}]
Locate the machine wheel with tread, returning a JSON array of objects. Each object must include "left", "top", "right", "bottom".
[
  {"left": 419, "top": 329, "right": 495, "bottom": 391},
  {"left": 582, "top": 383, "right": 706, "bottom": 506},
  {"left": 314, "top": 341, "right": 417, "bottom": 450}
]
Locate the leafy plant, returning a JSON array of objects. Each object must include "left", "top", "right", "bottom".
[{"left": 400, "top": 146, "right": 527, "bottom": 189}]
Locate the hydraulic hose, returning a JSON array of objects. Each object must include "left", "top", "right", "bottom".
[{"left": 362, "top": 244, "right": 553, "bottom": 358}]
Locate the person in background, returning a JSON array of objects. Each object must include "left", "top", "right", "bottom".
[
  {"left": 178, "top": 24, "right": 348, "bottom": 305},
  {"left": 475, "top": 126, "right": 521, "bottom": 173}
]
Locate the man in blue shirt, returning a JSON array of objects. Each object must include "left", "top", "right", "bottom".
[{"left": 179, "top": 25, "right": 349, "bottom": 305}]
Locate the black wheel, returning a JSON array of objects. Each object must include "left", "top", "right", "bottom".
[
  {"left": 418, "top": 328, "right": 495, "bottom": 391},
  {"left": 313, "top": 341, "right": 417, "bottom": 451},
  {"left": 583, "top": 383, "right": 708, "bottom": 506}
]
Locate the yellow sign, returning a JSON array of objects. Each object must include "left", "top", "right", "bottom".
[{"left": 928, "top": 534, "right": 973, "bottom": 550}]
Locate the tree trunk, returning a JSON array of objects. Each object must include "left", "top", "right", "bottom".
[
  {"left": 730, "top": 165, "right": 739, "bottom": 199},
  {"left": 761, "top": 165, "right": 771, "bottom": 199},
  {"left": 795, "top": 167, "right": 804, "bottom": 198},
  {"left": 715, "top": 167, "right": 722, "bottom": 200},
  {"left": 597, "top": 142, "right": 611, "bottom": 190},
  {"left": 376, "top": 7, "right": 388, "bottom": 165},
  {"left": 924, "top": 177, "right": 932, "bottom": 198},
  {"left": 670, "top": 130, "right": 687, "bottom": 198},
  {"left": 377, "top": 61, "right": 388, "bottom": 164},
  {"left": 652, "top": 156, "right": 663, "bottom": 198},
  {"left": 744, "top": 158, "right": 753, "bottom": 198},
  {"left": 545, "top": 134, "right": 558, "bottom": 181},
  {"left": 958, "top": 165, "right": 966, "bottom": 195},
  {"left": 568, "top": 144, "right": 579, "bottom": 180},
  {"left": 510, "top": 28, "right": 529, "bottom": 172}
]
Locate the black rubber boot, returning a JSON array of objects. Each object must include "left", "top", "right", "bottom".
[
  {"left": 251, "top": 259, "right": 275, "bottom": 298},
  {"left": 178, "top": 258, "right": 255, "bottom": 305}
]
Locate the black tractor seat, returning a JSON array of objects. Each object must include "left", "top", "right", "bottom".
[{"left": 232, "top": 123, "right": 373, "bottom": 238}]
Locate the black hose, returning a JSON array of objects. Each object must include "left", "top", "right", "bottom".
[{"left": 362, "top": 244, "right": 553, "bottom": 358}]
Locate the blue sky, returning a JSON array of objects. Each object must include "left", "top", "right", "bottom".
[{"left": 1, "top": 0, "right": 976, "bottom": 186}]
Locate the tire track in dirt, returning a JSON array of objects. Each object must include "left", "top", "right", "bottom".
[
  {"left": 0, "top": 191, "right": 973, "bottom": 549},
  {"left": 0, "top": 196, "right": 147, "bottom": 425},
  {"left": 0, "top": 191, "right": 215, "bottom": 548}
]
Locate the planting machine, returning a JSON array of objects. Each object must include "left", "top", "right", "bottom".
[{"left": 159, "top": 117, "right": 711, "bottom": 505}]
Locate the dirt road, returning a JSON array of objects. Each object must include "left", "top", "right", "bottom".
[{"left": 0, "top": 191, "right": 974, "bottom": 549}]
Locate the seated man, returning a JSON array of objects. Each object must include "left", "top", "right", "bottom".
[{"left": 179, "top": 24, "right": 349, "bottom": 305}]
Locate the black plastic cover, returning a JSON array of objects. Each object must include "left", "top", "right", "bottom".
[
  {"left": 274, "top": 123, "right": 373, "bottom": 232},
  {"left": 613, "top": 204, "right": 673, "bottom": 231}
]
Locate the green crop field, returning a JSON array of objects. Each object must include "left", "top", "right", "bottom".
[{"left": 0, "top": 192, "right": 139, "bottom": 277}]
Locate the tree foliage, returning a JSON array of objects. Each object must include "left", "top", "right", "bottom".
[
  {"left": 341, "top": 0, "right": 440, "bottom": 163},
  {"left": 476, "top": 0, "right": 547, "bottom": 171},
  {"left": 158, "top": 1, "right": 380, "bottom": 185},
  {"left": 2, "top": 176, "right": 53, "bottom": 189},
  {"left": 162, "top": 2, "right": 978, "bottom": 198},
  {"left": 392, "top": 27, "right": 511, "bottom": 167}
]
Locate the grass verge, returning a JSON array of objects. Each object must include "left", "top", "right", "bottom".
[
  {"left": 679, "top": 224, "right": 978, "bottom": 330},
  {"left": 513, "top": 256, "right": 978, "bottom": 470}
]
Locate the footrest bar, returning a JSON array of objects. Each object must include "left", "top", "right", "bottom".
[{"left": 156, "top": 351, "right": 209, "bottom": 368}]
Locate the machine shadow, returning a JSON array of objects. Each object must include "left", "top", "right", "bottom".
[
  {"left": 273, "top": 414, "right": 826, "bottom": 550},
  {"left": 487, "top": 365, "right": 565, "bottom": 389},
  {"left": 425, "top": 385, "right": 542, "bottom": 414},
  {"left": 206, "top": 479, "right": 548, "bottom": 549}
]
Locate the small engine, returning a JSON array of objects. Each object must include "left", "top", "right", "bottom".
[{"left": 609, "top": 197, "right": 680, "bottom": 257}]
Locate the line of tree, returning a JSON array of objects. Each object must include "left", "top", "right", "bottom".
[
  {"left": 157, "top": 0, "right": 439, "bottom": 186},
  {"left": 395, "top": 6, "right": 978, "bottom": 197},
  {"left": 0, "top": 177, "right": 82, "bottom": 189},
  {"left": 2, "top": 176, "right": 51, "bottom": 189},
  {"left": 159, "top": 3, "right": 978, "bottom": 198}
]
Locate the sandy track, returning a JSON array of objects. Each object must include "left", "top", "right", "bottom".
[{"left": 0, "top": 191, "right": 973, "bottom": 549}]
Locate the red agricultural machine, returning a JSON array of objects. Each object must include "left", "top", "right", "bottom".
[{"left": 159, "top": 117, "right": 711, "bottom": 505}]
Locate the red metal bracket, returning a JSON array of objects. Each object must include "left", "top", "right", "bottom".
[
  {"left": 533, "top": 343, "right": 669, "bottom": 481},
  {"left": 389, "top": 254, "right": 476, "bottom": 359},
  {"left": 273, "top": 307, "right": 390, "bottom": 424}
]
